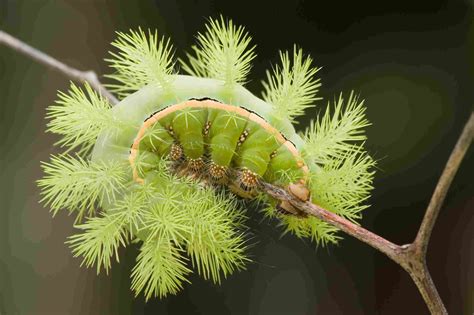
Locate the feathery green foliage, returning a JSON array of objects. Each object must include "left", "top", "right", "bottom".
[
  {"left": 106, "top": 28, "right": 175, "bottom": 98},
  {"left": 45, "top": 82, "right": 119, "bottom": 154},
  {"left": 37, "top": 154, "right": 128, "bottom": 221},
  {"left": 302, "top": 92, "right": 370, "bottom": 165},
  {"left": 262, "top": 46, "right": 321, "bottom": 122},
  {"left": 179, "top": 16, "right": 256, "bottom": 85}
]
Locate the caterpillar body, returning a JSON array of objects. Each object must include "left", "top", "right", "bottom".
[
  {"left": 39, "top": 17, "right": 375, "bottom": 299},
  {"left": 93, "top": 75, "right": 310, "bottom": 216}
]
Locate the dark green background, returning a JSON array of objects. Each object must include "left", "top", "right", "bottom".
[{"left": 1, "top": 0, "right": 473, "bottom": 314}]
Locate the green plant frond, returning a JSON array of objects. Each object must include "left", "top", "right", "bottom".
[
  {"left": 46, "top": 82, "right": 122, "bottom": 155},
  {"left": 67, "top": 212, "right": 128, "bottom": 274},
  {"left": 37, "top": 154, "right": 128, "bottom": 221},
  {"left": 131, "top": 238, "right": 191, "bottom": 300},
  {"left": 179, "top": 16, "right": 256, "bottom": 86},
  {"left": 106, "top": 27, "right": 175, "bottom": 98},
  {"left": 184, "top": 189, "right": 248, "bottom": 283},
  {"left": 302, "top": 91, "right": 370, "bottom": 165},
  {"left": 262, "top": 46, "right": 321, "bottom": 122},
  {"left": 309, "top": 148, "right": 376, "bottom": 221},
  {"left": 280, "top": 215, "right": 340, "bottom": 246}
]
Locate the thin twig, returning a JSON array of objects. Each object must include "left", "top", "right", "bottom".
[
  {"left": 413, "top": 112, "right": 474, "bottom": 256},
  {"left": 2, "top": 29, "right": 473, "bottom": 315},
  {"left": 261, "top": 182, "right": 402, "bottom": 260},
  {"left": 0, "top": 30, "right": 118, "bottom": 105},
  {"left": 262, "top": 111, "right": 474, "bottom": 314},
  {"left": 261, "top": 182, "right": 448, "bottom": 314}
]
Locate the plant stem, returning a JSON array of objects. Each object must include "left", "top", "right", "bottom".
[
  {"left": 263, "top": 111, "right": 474, "bottom": 314},
  {"left": 413, "top": 112, "right": 474, "bottom": 255},
  {"left": 0, "top": 30, "right": 118, "bottom": 105},
  {"left": 2, "top": 29, "right": 472, "bottom": 315}
]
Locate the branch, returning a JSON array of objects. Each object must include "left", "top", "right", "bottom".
[
  {"left": 413, "top": 112, "right": 474, "bottom": 255},
  {"left": 261, "top": 182, "right": 403, "bottom": 259},
  {"left": 262, "top": 111, "right": 474, "bottom": 314},
  {"left": 0, "top": 30, "right": 118, "bottom": 105},
  {"left": 2, "top": 29, "right": 473, "bottom": 314},
  {"left": 261, "top": 182, "right": 448, "bottom": 314}
]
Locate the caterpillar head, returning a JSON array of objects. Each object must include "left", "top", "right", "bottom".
[{"left": 38, "top": 16, "right": 375, "bottom": 300}]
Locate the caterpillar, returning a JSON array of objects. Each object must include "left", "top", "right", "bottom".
[
  {"left": 106, "top": 81, "right": 311, "bottom": 215},
  {"left": 38, "top": 16, "right": 375, "bottom": 299}
]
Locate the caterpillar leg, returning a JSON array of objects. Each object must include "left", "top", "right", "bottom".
[
  {"left": 276, "top": 200, "right": 307, "bottom": 218},
  {"left": 275, "top": 181, "right": 311, "bottom": 217},
  {"left": 287, "top": 181, "right": 310, "bottom": 202}
]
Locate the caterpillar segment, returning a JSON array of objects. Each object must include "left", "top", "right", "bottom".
[{"left": 129, "top": 98, "right": 310, "bottom": 214}]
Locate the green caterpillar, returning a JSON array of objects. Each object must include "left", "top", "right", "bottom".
[
  {"left": 98, "top": 78, "right": 310, "bottom": 212},
  {"left": 38, "top": 16, "right": 375, "bottom": 299}
]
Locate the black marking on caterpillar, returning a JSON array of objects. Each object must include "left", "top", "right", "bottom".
[{"left": 189, "top": 96, "right": 222, "bottom": 103}]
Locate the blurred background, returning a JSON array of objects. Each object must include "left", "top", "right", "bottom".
[{"left": 0, "top": 0, "right": 473, "bottom": 314}]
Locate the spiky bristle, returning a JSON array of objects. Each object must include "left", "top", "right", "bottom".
[
  {"left": 45, "top": 82, "right": 120, "bottom": 155},
  {"left": 185, "top": 189, "right": 248, "bottom": 283},
  {"left": 280, "top": 91, "right": 375, "bottom": 244},
  {"left": 37, "top": 154, "right": 128, "bottom": 221},
  {"left": 310, "top": 147, "right": 376, "bottom": 221},
  {"left": 131, "top": 238, "right": 191, "bottom": 300},
  {"left": 262, "top": 46, "right": 321, "bottom": 122},
  {"left": 179, "top": 15, "right": 256, "bottom": 86},
  {"left": 302, "top": 91, "right": 370, "bottom": 166},
  {"left": 106, "top": 27, "right": 175, "bottom": 98},
  {"left": 67, "top": 212, "right": 129, "bottom": 274},
  {"left": 280, "top": 215, "right": 341, "bottom": 246}
]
